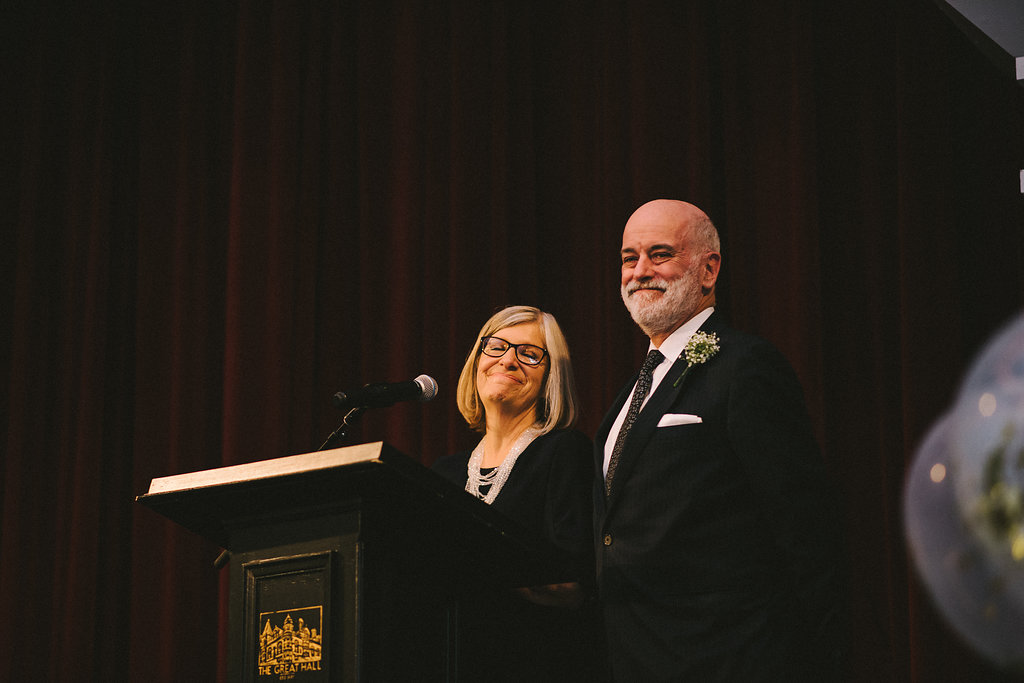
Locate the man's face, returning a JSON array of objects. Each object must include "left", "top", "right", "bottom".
[{"left": 619, "top": 205, "right": 717, "bottom": 341}]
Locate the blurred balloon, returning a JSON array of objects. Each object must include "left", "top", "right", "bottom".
[{"left": 905, "top": 314, "right": 1024, "bottom": 671}]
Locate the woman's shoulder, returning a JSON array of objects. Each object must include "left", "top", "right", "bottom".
[
  {"left": 534, "top": 427, "right": 591, "bottom": 448},
  {"left": 529, "top": 428, "right": 592, "bottom": 463},
  {"left": 430, "top": 448, "right": 472, "bottom": 483}
]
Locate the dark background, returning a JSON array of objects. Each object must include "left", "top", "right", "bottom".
[{"left": 3, "top": 1, "right": 1023, "bottom": 680}]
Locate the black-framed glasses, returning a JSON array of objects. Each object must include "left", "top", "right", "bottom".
[{"left": 479, "top": 336, "right": 548, "bottom": 366}]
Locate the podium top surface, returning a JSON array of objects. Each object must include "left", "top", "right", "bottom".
[
  {"left": 136, "top": 442, "right": 575, "bottom": 586},
  {"left": 142, "top": 441, "right": 390, "bottom": 496},
  {"left": 137, "top": 442, "right": 466, "bottom": 543}
]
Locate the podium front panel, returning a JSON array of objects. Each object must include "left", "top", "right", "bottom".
[{"left": 229, "top": 514, "right": 361, "bottom": 683}]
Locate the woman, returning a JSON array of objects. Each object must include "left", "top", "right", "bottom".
[{"left": 432, "top": 305, "right": 605, "bottom": 682}]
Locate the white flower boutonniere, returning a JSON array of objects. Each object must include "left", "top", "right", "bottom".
[{"left": 673, "top": 331, "right": 720, "bottom": 387}]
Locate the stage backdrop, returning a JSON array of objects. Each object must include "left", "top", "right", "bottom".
[{"left": 3, "top": 0, "right": 1023, "bottom": 680}]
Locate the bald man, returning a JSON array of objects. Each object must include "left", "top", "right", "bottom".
[{"left": 593, "top": 200, "right": 844, "bottom": 681}]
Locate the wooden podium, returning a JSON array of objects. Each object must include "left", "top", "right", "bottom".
[{"left": 136, "top": 442, "right": 571, "bottom": 682}]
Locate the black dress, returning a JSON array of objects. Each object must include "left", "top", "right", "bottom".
[{"left": 432, "top": 428, "right": 607, "bottom": 682}]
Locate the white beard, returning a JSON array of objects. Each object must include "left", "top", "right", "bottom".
[{"left": 621, "top": 271, "right": 703, "bottom": 339}]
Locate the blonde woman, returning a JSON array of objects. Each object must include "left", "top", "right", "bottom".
[{"left": 433, "top": 305, "right": 605, "bottom": 682}]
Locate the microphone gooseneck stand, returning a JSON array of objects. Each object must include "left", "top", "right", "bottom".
[
  {"left": 215, "top": 405, "right": 369, "bottom": 570},
  {"left": 317, "top": 406, "right": 367, "bottom": 452}
]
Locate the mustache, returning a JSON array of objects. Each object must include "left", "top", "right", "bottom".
[{"left": 624, "top": 279, "right": 669, "bottom": 296}]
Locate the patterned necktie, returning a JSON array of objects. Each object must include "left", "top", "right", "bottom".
[{"left": 605, "top": 349, "right": 664, "bottom": 495}]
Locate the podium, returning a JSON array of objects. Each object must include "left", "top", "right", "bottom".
[{"left": 136, "top": 442, "right": 572, "bottom": 682}]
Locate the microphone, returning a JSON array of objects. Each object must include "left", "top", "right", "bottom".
[{"left": 332, "top": 374, "right": 438, "bottom": 411}]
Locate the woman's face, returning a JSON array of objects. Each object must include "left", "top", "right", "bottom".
[{"left": 476, "top": 322, "right": 548, "bottom": 418}]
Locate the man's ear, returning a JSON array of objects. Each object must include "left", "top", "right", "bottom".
[{"left": 701, "top": 252, "right": 721, "bottom": 292}]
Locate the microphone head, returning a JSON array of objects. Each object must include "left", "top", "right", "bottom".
[{"left": 413, "top": 374, "right": 438, "bottom": 401}]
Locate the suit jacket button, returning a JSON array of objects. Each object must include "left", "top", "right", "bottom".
[{"left": 603, "top": 534, "right": 613, "bottom": 546}]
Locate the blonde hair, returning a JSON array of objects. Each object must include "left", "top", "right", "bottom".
[{"left": 456, "top": 305, "right": 579, "bottom": 434}]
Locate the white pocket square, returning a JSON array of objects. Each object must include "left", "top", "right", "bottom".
[{"left": 657, "top": 413, "right": 703, "bottom": 427}]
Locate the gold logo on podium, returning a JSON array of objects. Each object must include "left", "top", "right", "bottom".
[{"left": 258, "top": 606, "right": 323, "bottom": 680}]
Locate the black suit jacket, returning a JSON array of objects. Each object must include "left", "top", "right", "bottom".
[{"left": 594, "top": 313, "right": 842, "bottom": 681}]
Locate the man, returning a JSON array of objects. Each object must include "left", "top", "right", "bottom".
[{"left": 595, "top": 200, "right": 844, "bottom": 681}]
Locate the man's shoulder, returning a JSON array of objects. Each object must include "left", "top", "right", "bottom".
[
  {"left": 700, "top": 314, "right": 771, "bottom": 352},
  {"left": 698, "top": 315, "right": 794, "bottom": 370}
]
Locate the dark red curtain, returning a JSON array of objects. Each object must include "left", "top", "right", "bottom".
[{"left": 4, "top": 1, "right": 1023, "bottom": 680}]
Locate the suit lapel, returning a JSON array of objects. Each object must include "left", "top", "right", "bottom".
[
  {"left": 594, "top": 377, "right": 635, "bottom": 478},
  {"left": 603, "top": 314, "right": 724, "bottom": 510},
  {"left": 603, "top": 354, "right": 689, "bottom": 509}
]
